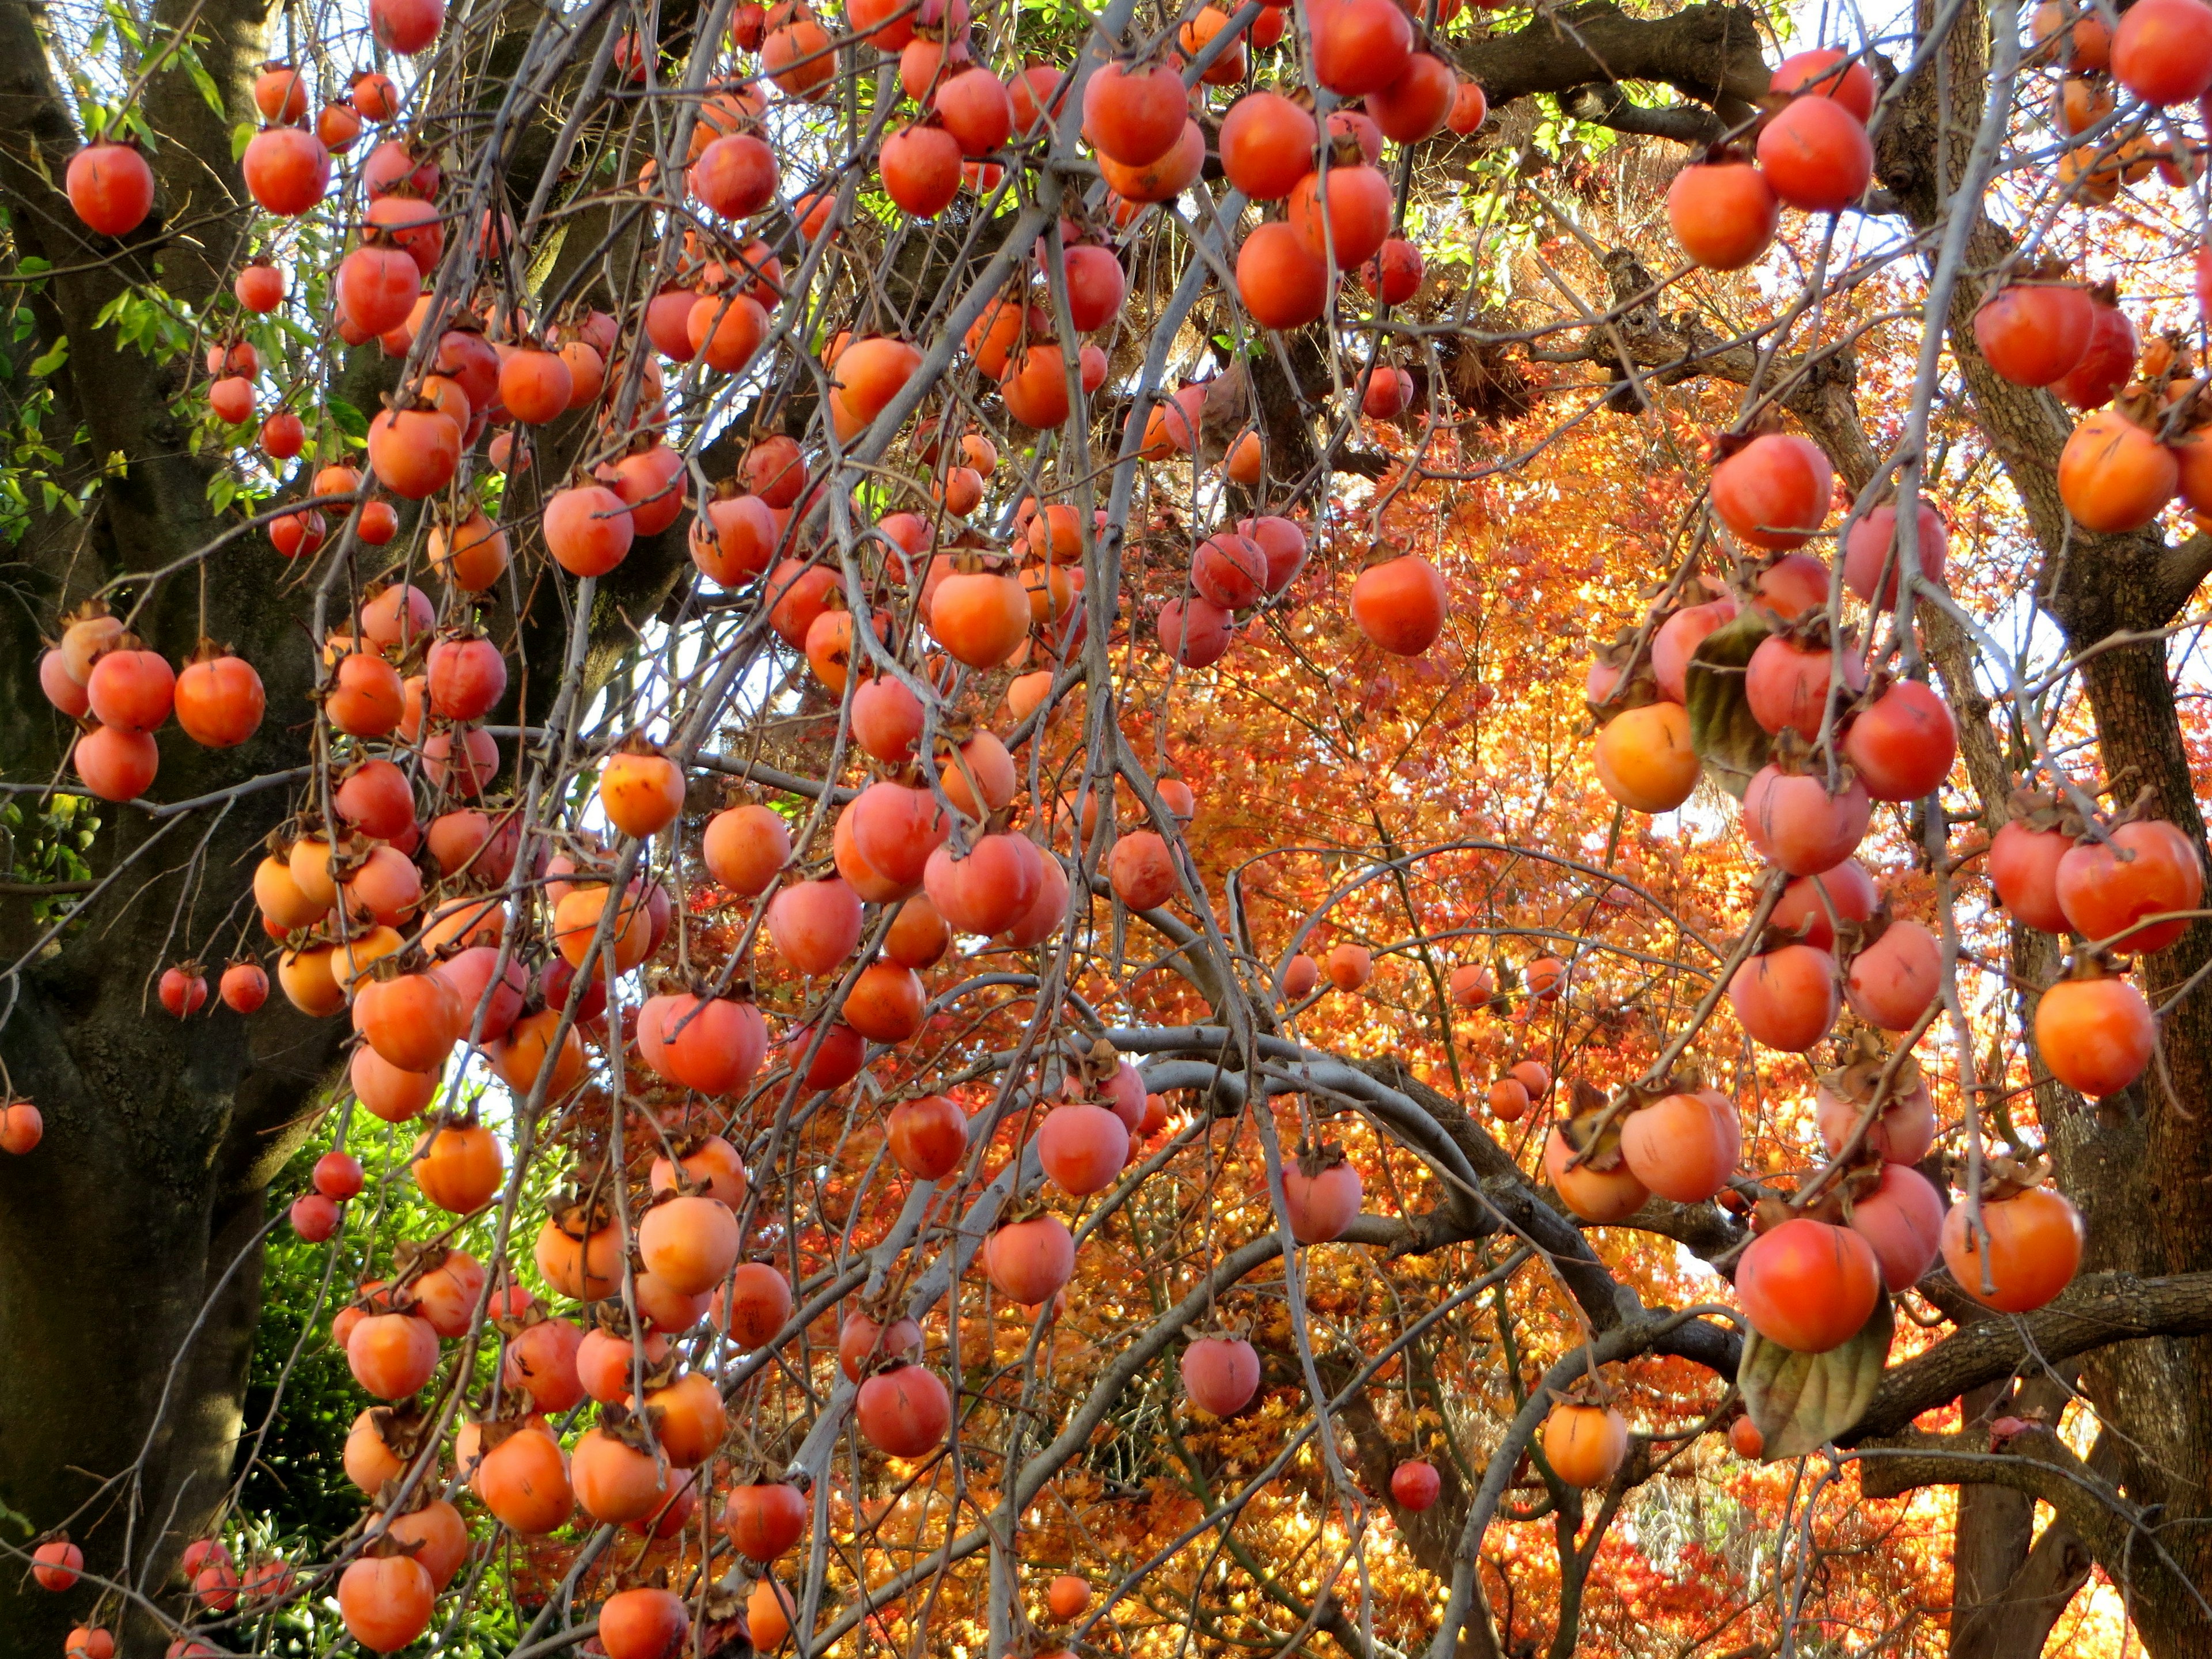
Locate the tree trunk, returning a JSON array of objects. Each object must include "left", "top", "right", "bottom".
[
  {"left": 1947, "top": 1379, "right": 2097, "bottom": 1659},
  {"left": 0, "top": 13, "right": 342, "bottom": 1645},
  {"left": 0, "top": 925, "right": 339, "bottom": 1650},
  {"left": 1863, "top": 0, "right": 2212, "bottom": 1641}
]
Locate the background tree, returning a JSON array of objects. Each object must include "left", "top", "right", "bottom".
[{"left": 1, "top": 0, "right": 2210, "bottom": 1654}]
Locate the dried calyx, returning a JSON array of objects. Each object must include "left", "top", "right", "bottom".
[
  {"left": 1949, "top": 1149, "right": 2055, "bottom": 1205},
  {"left": 544, "top": 1188, "right": 618, "bottom": 1241},
  {"left": 1585, "top": 622, "right": 1662, "bottom": 718},
  {"left": 1293, "top": 1138, "right": 1351, "bottom": 1180},
  {"left": 1819, "top": 1027, "right": 1922, "bottom": 1112}
]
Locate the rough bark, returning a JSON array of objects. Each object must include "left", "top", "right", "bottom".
[
  {"left": 0, "top": 9, "right": 336, "bottom": 1650},
  {"left": 1863, "top": 0, "right": 2212, "bottom": 1641},
  {"left": 1944, "top": 1380, "right": 2097, "bottom": 1659},
  {"left": 1453, "top": 0, "right": 1772, "bottom": 125},
  {"left": 7, "top": 0, "right": 2212, "bottom": 1649}
]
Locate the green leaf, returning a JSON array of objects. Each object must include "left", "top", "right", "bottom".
[
  {"left": 26, "top": 338, "right": 68, "bottom": 377},
  {"left": 231, "top": 123, "right": 256, "bottom": 162},
  {"left": 181, "top": 47, "right": 226, "bottom": 119},
  {"left": 1685, "top": 607, "right": 1774, "bottom": 801},
  {"left": 326, "top": 397, "right": 369, "bottom": 441},
  {"left": 1739, "top": 1295, "right": 1894, "bottom": 1459}
]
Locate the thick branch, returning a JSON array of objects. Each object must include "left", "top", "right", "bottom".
[
  {"left": 1454, "top": 1, "right": 1771, "bottom": 123},
  {"left": 1558, "top": 84, "right": 1724, "bottom": 146},
  {"left": 1853, "top": 1429, "right": 2130, "bottom": 1570},
  {"left": 1351, "top": 1056, "right": 1744, "bottom": 1378},
  {"left": 1843, "top": 1270, "right": 2212, "bottom": 1442}
]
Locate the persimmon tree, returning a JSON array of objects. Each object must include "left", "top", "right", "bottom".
[{"left": 5, "top": 0, "right": 2212, "bottom": 1653}]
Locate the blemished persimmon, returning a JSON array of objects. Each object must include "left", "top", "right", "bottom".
[
  {"left": 985, "top": 1214, "right": 1077, "bottom": 1304},
  {"left": 855, "top": 1363, "right": 951, "bottom": 1456},
  {"left": 1728, "top": 943, "right": 1840, "bottom": 1052},
  {"left": 1543, "top": 1127, "right": 1648, "bottom": 1221},
  {"left": 888, "top": 1093, "right": 968, "bottom": 1179},
  {"left": 1542, "top": 1402, "right": 1629, "bottom": 1487},
  {"left": 1736, "top": 1218, "right": 1881, "bottom": 1352},
  {"left": 599, "top": 746, "right": 685, "bottom": 838},
  {"left": 1618, "top": 1090, "right": 1740, "bottom": 1203},
  {"left": 1181, "top": 1335, "right": 1262, "bottom": 1415},
  {"left": 1594, "top": 702, "right": 1700, "bottom": 812}
]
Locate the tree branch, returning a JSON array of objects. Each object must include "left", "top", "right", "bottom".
[
  {"left": 1558, "top": 84, "right": 1725, "bottom": 146},
  {"left": 1843, "top": 1270, "right": 2212, "bottom": 1442},
  {"left": 1452, "top": 1, "right": 1772, "bottom": 123},
  {"left": 1851, "top": 1429, "right": 2131, "bottom": 1573}
]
